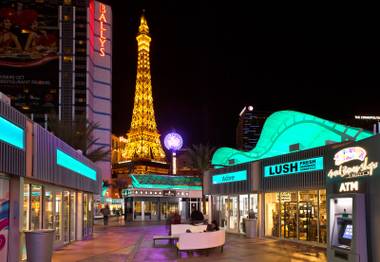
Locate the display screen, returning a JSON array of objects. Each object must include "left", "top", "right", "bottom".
[{"left": 342, "top": 224, "right": 353, "bottom": 240}]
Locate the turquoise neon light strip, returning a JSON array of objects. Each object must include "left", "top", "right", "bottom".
[
  {"left": 131, "top": 175, "right": 202, "bottom": 190},
  {"left": 56, "top": 149, "right": 97, "bottom": 181},
  {"left": 212, "top": 170, "right": 247, "bottom": 184},
  {"left": 264, "top": 156, "right": 324, "bottom": 177},
  {"left": 212, "top": 110, "right": 373, "bottom": 167},
  {"left": 0, "top": 116, "right": 24, "bottom": 149}
]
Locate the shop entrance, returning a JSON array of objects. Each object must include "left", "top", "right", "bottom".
[
  {"left": 133, "top": 200, "right": 160, "bottom": 221},
  {"left": 281, "top": 201, "right": 297, "bottom": 239}
]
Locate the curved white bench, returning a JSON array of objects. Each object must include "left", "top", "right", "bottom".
[
  {"left": 176, "top": 230, "right": 225, "bottom": 256},
  {"left": 171, "top": 224, "right": 208, "bottom": 237},
  {"left": 153, "top": 224, "right": 207, "bottom": 246}
]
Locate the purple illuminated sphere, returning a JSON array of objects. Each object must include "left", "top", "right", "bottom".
[{"left": 164, "top": 132, "right": 183, "bottom": 151}]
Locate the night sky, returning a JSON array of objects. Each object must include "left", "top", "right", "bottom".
[{"left": 109, "top": 1, "right": 379, "bottom": 148}]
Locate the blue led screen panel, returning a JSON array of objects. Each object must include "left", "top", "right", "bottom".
[
  {"left": 212, "top": 170, "right": 247, "bottom": 184},
  {"left": 0, "top": 115, "right": 24, "bottom": 149},
  {"left": 56, "top": 149, "right": 97, "bottom": 181}
]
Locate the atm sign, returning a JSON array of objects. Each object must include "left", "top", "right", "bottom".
[{"left": 264, "top": 157, "right": 324, "bottom": 177}]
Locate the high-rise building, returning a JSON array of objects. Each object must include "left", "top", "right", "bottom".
[
  {"left": 112, "top": 13, "right": 168, "bottom": 176},
  {"left": 236, "top": 106, "right": 269, "bottom": 151},
  {"left": 0, "top": 0, "right": 112, "bottom": 180}
]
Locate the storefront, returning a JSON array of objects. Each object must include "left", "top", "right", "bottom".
[
  {"left": 204, "top": 162, "right": 260, "bottom": 234},
  {"left": 0, "top": 99, "right": 101, "bottom": 262},
  {"left": 123, "top": 174, "right": 203, "bottom": 222},
  {"left": 261, "top": 146, "right": 327, "bottom": 246},
  {"left": 325, "top": 135, "right": 380, "bottom": 262}
]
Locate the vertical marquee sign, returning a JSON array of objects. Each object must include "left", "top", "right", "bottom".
[{"left": 98, "top": 3, "right": 107, "bottom": 56}]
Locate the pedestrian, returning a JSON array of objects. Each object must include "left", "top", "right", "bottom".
[
  {"left": 100, "top": 204, "right": 110, "bottom": 225},
  {"left": 190, "top": 207, "right": 204, "bottom": 224}
]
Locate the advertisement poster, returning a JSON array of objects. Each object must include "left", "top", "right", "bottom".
[
  {"left": 0, "top": 0, "right": 59, "bottom": 118},
  {"left": 0, "top": 178, "right": 9, "bottom": 261}
]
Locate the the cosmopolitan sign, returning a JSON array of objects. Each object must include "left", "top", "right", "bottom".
[
  {"left": 328, "top": 147, "right": 378, "bottom": 179},
  {"left": 98, "top": 3, "right": 107, "bottom": 56},
  {"left": 212, "top": 170, "right": 247, "bottom": 184},
  {"left": 264, "top": 157, "right": 324, "bottom": 177}
]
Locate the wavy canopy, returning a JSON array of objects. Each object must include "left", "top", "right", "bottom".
[{"left": 212, "top": 111, "right": 373, "bottom": 167}]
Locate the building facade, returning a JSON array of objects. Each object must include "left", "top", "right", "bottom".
[
  {"left": 0, "top": 99, "right": 100, "bottom": 261},
  {"left": 205, "top": 110, "right": 375, "bottom": 249},
  {"left": 235, "top": 106, "right": 268, "bottom": 151},
  {"left": 0, "top": 0, "right": 112, "bottom": 181}
]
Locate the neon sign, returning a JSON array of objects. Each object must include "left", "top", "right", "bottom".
[
  {"left": 99, "top": 3, "right": 107, "bottom": 56},
  {"left": 339, "top": 181, "right": 359, "bottom": 193},
  {"left": 328, "top": 147, "right": 378, "bottom": 179},
  {"left": 264, "top": 157, "right": 324, "bottom": 177},
  {"left": 212, "top": 170, "right": 247, "bottom": 184},
  {"left": 334, "top": 147, "right": 366, "bottom": 166}
]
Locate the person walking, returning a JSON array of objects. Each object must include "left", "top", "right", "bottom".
[{"left": 100, "top": 204, "right": 111, "bottom": 225}]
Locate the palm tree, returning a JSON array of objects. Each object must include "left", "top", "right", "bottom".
[
  {"left": 47, "top": 113, "right": 110, "bottom": 163},
  {"left": 184, "top": 143, "right": 216, "bottom": 214}
]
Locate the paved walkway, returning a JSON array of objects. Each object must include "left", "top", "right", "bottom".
[{"left": 52, "top": 217, "right": 327, "bottom": 262}]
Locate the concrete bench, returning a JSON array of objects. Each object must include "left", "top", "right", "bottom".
[{"left": 176, "top": 230, "right": 226, "bottom": 256}]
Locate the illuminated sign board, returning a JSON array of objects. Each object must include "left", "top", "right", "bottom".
[
  {"left": 339, "top": 181, "right": 359, "bottom": 193},
  {"left": 0, "top": 116, "right": 24, "bottom": 149},
  {"left": 212, "top": 170, "right": 247, "bottom": 184},
  {"left": 264, "top": 157, "right": 324, "bottom": 177},
  {"left": 328, "top": 147, "right": 378, "bottom": 179},
  {"left": 56, "top": 149, "right": 97, "bottom": 181},
  {"left": 99, "top": 3, "right": 107, "bottom": 56}
]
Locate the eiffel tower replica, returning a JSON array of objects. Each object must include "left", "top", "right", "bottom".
[{"left": 113, "top": 12, "right": 168, "bottom": 176}]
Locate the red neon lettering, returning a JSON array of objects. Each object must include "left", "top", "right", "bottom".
[
  {"left": 98, "top": 4, "right": 107, "bottom": 57},
  {"left": 100, "top": 48, "right": 105, "bottom": 56}
]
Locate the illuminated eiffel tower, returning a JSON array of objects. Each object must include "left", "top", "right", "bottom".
[{"left": 121, "top": 12, "right": 167, "bottom": 174}]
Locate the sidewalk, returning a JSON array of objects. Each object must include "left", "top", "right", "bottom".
[{"left": 52, "top": 217, "right": 327, "bottom": 262}]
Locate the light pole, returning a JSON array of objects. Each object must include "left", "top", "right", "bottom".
[{"left": 164, "top": 132, "right": 183, "bottom": 174}]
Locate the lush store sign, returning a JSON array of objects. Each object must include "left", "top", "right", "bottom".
[
  {"left": 328, "top": 147, "right": 378, "bottom": 179},
  {"left": 264, "top": 157, "right": 324, "bottom": 177},
  {"left": 212, "top": 170, "right": 247, "bottom": 184}
]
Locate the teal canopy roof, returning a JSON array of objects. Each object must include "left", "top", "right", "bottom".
[
  {"left": 212, "top": 110, "right": 374, "bottom": 167},
  {"left": 130, "top": 174, "right": 202, "bottom": 190}
]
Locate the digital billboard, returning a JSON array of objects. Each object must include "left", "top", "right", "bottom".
[{"left": 0, "top": 0, "right": 59, "bottom": 119}]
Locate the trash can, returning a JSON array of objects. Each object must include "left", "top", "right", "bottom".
[
  {"left": 25, "top": 229, "right": 55, "bottom": 262},
  {"left": 244, "top": 218, "right": 257, "bottom": 238}
]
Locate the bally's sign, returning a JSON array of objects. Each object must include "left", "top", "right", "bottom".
[
  {"left": 212, "top": 170, "right": 247, "bottom": 184},
  {"left": 264, "top": 157, "right": 324, "bottom": 177},
  {"left": 328, "top": 147, "right": 378, "bottom": 179}
]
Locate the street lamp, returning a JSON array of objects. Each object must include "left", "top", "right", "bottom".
[{"left": 164, "top": 131, "right": 183, "bottom": 174}]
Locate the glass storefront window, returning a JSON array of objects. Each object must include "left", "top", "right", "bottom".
[
  {"left": 55, "top": 192, "right": 62, "bottom": 241},
  {"left": 63, "top": 191, "right": 70, "bottom": 243},
  {"left": 70, "top": 191, "right": 76, "bottom": 242},
  {"left": 228, "top": 196, "right": 238, "bottom": 232},
  {"left": 249, "top": 194, "right": 258, "bottom": 215},
  {"left": 319, "top": 190, "right": 327, "bottom": 244},
  {"left": 220, "top": 196, "right": 228, "bottom": 228},
  {"left": 44, "top": 190, "right": 54, "bottom": 229},
  {"left": 239, "top": 195, "right": 249, "bottom": 233},
  {"left": 23, "top": 184, "right": 30, "bottom": 230},
  {"left": 30, "top": 185, "right": 42, "bottom": 230},
  {"left": 83, "top": 193, "right": 89, "bottom": 237},
  {"left": 280, "top": 192, "right": 298, "bottom": 240},
  {"left": 134, "top": 201, "right": 142, "bottom": 220},
  {"left": 265, "top": 193, "right": 280, "bottom": 237},
  {"left": 298, "top": 190, "right": 318, "bottom": 242}
]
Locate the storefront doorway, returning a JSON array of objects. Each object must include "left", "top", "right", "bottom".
[
  {"left": 214, "top": 194, "right": 258, "bottom": 234},
  {"left": 264, "top": 190, "right": 327, "bottom": 245}
]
